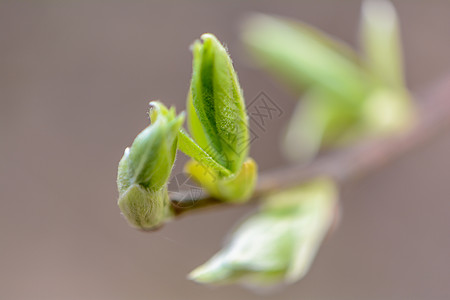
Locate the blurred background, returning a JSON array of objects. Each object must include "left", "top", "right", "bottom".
[{"left": 1, "top": 0, "right": 450, "bottom": 299}]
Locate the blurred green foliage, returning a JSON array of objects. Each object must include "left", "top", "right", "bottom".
[
  {"left": 189, "top": 178, "right": 338, "bottom": 288},
  {"left": 242, "top": 0, "right": 414, "bottom": 161}
]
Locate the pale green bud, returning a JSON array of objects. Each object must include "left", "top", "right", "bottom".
[
  {"left": 361, "top": 88, "right": 414, "bottom": 135},
  {"left": 189, "top": 178, "right": 338, "bottom": 288},
  {"left": 117, "top": 101, "right": 184, "bottom": 230},
  {"left": 118, "top": 184, "right": 170, "bottom": 230}
]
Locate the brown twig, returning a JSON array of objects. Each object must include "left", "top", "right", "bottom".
[{"left": 170, "top": 77, "right": 450, "bottom": 216}]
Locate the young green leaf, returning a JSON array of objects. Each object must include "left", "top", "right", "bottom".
[
  {"left": 242, "top": 13, "right": 371, "bottom": 103},
  {"left": 189, "top": 178, "right": 338, "bottom": 287},
  {"left": 189, "top": 33, "right": 249, "bottom": 174},
  {"left": 177, "top": 129, "right": 232, "bottom": 177},
  {"left": 181, "top": 33, "right": 258, "bottom": 203}
]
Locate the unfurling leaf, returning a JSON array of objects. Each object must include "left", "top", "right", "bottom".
[
  {"left": 189, "top": 178, "right": 338, "bottom": 288},
  {"left": 189, "top": 34, "right": 248, "bottom": 173},
  {"left": 179, "top": 33, "right": 257, "bottom": 202}
]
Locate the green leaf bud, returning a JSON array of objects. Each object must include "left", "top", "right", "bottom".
[
  {"left": 118, "top": 184, "right": 171, "bottom": 230},
  {"left": 117, "top": 101, "right": 184, "bottom": 230},
  {"left": 189, "top": 178, "right": 338, "bottom": 288}
]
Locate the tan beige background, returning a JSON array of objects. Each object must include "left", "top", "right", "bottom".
[{"left": 1, "top": 1, "right": 450, "bottom": 299}]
